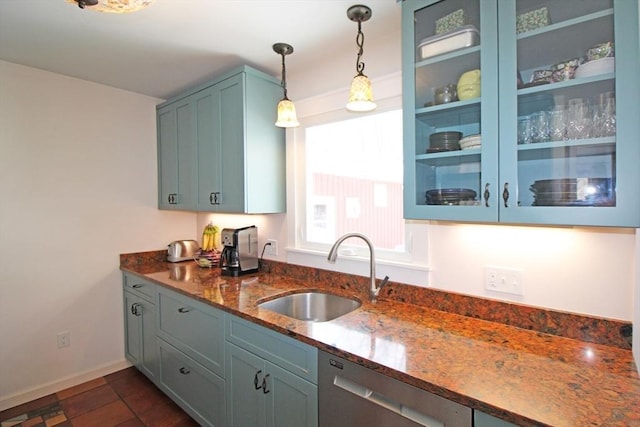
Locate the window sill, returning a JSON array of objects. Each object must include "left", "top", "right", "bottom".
[{"left": 284, "top": 247, "right": 430, "bottom": 288}]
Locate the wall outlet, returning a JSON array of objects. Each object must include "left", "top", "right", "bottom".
[
  {"left": 265, "top": 239, "right": 278, "bottom": 256},
  {"left": 485, "top": 266, "right": 523, "bottom": 296},
  {"left": 57, "top": 331, "right": 70, "bottom": 348}
]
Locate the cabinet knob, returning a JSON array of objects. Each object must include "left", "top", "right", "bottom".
[
  {"left": 483, "top": 183, "right": 491, "bottom": 207},
  {"left": 177, "top": 307, "right": 191, "bottom": 313},
  {"left": 502, "top": 183, "right": 510, "bottom": 207},
  {"left": 261, "top": 374, "right": 271, "bottom": 394},
  {"left": 254, "top": 370, "right": 263, "bottom": 390},
  {"left": 179, "top": 367, "right": 190, "bottom": 375}
]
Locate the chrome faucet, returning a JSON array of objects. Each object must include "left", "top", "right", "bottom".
[{"left": 327, "top": 233, "right": 389, "bottom": 302}]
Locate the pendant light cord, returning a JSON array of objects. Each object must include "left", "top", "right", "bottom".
[
  {"left": 355, "top": 20, "right": 366, "bottom": 76},
  {"left": 280, "top": 53, "right": 289, "bottom": 100}
]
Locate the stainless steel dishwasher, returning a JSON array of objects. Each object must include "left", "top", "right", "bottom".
[{"left": 319, "top": 350, "right": 472, "bottom": 427}]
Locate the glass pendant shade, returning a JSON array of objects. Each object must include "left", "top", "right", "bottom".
[
  {"left": 68, "top": 0, "right": 153, "bottom": 13},
  {"left": 347, "top": 74, "right": 376, "bottom": 112},
  {"left": 275, "top": 98, "right": 300, "bottom": 128}
]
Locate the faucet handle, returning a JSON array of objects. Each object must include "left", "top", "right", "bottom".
[{"left": 379, "top": 275, "right": 389, "bottom": 289}]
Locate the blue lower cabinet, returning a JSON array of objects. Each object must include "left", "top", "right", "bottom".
[
  {"left": 226, "top": 343, "right": 264, "bottom": 427},
  {"left": 474, "top": 410, "right": 518, "bottom": 427},
  {"left": 225, "top": 314, "right": 318, "bottom": 427},
  {"left": 123, "top": 275, "right": 158, "bottom": 382},
  {"left": 159, "top": 340, "right": 226, "bottom": 427},
  {"left": 264, "top": 360, "right": 318, "bottom": 427},
  {"left": 226, "top": 342, "right": 318, "bottom": 427},
  {"left": 124, "top": 274, "right": 318, "bottom": 426}
]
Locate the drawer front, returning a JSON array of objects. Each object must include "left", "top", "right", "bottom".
[
  {"left": 159, "top": 340, "right": 226, "bottom": 427},
  {"left": 123, "top": 272, "right": 156, "bottom": 301},
  {"left": 225, "top": 314, "right": 317, "bottom": 384},
  {"left": 158, "top": 288, "right": 224, "bottom": 376}
]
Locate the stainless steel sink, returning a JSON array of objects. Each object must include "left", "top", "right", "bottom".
[{"left": 258, "top": 291, "right": 361, "bottom": 322}]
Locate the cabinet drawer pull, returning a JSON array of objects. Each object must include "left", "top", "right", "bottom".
[
  {"left": 209, "top": 192, "right": 220, "bottom": 205},
  {"left": 179, "top": 367, "right": 191, "bottom": 375},
  {"left": 261, "top": 374, "right": 270, "bottom": 394},
  {"left": 483, "top": 183, "right": 490, "bottom": 207},
  {"left": 131, "top": 303, "right": 142, "bottom": 316},
  {"left": 502, "top": 182, "right": 510, "bottom": 207},
  {"left": 132, "top": 284, "right": 144, "bottom": 289},
  {"left": 177, "top": 307, "right": 191, "bottom": 313},
  {"left": 254, "top": 370, "right": 262, "bottom": 390}
]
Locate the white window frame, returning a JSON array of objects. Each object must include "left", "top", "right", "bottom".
[
  {"left": 284, "top": 73, "right": 430, "bottom": 287},
  {"left": 297, "top": 102, "right": 408, "bottom": 261}
]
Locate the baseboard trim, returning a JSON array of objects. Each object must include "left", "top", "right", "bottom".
[{"left": 0, "top": 359, "right": 132, "bottom": 411}]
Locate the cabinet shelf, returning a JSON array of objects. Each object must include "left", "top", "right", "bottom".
[
  {"left": 417, "top": 149, "right": 481, "bottom": 166},
  {"left": 517, "top": 9, "right": 613, "bottom": 40},
  {"left": 518, "top": 73, "right": 614, "bottom": 97},
  {"left": 518, "top": 137, "right": 615, "bottom": 161},
  {"left": 416, "top": 45, "right": 481, "bottom": 68},
  {"left": 517, "top": 9, "right": 614, "bottom": 72},
  {"left": 416, "top": 100, "right": 480, "bottom": 129},
  {"left": 415, "top": 48, "right": 481, "bottom": 108},
  {"left": 517, "top": 74, "right": 615, "bottom": 116}
]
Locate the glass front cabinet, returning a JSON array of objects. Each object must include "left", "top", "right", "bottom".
[{"left": 402, "top": 0, "right": 640, "bottom": 227}]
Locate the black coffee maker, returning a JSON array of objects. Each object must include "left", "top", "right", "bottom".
[{"left": 219, "top": 226, "right": 259, "bottom": 276}]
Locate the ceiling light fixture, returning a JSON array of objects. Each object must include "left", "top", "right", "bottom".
[
  {"left": 273, "top": 42, "right": 300, "bottom": 128},
  {"left": 346, "top": 4, "right": 376, "bottom": 112},
  {"left": 68, "top": 0, "right": 154, "bottom": 13}
]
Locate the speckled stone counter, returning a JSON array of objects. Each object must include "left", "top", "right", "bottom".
[{"left": 120, "top": 252, "right": 639, "bottom": 427}]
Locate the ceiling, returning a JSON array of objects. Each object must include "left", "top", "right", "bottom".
[{"left": 0, "top": 0, "right": 401, "bottom": 101}]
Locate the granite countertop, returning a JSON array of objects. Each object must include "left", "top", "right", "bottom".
[{"left": 121, "top": 256, "right": 639, "bottom": 427}]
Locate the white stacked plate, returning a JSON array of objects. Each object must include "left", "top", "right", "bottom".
[
  {"left": 459, "top": 134, "right": 481, "bottom": 150},
  {"left": 575, "top": 57, "right": 615, "bottom": 78}
]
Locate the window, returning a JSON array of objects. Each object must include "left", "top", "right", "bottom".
[{"left": 295, "top": 104, "right": 409, "bottom": 261}]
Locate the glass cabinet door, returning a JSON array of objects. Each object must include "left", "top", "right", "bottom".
[
  {"left": 402, "top": 0, "right": 499, "bottom": 222},
  {"left": 498, "top": 0, "right": 640, "bottom": 226}
]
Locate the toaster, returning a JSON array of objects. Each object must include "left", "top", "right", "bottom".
[{"left": 167, "top": 240, "right": 200, "bottom": 262}]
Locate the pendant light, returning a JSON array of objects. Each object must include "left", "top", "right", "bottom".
[
  {"left": 273, "top": 43, "right": 300, "bottom": 128},
  {"left": 346, "top": 5, "right": 376, "bottom": 112}
]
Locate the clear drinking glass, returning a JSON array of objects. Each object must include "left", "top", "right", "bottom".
[
  {"left": 548, "top": 107, "right": 566, "bottom": 141},
  {"left": 566, "top": 98, "right": 588, "bottom": 139},
  {"left": 518, "top": 116, "right": 532, "bottom": 144},
  {"left": 597, "top": 92, "right": 616, "bottom": 137},
  {"left": 530, "top": 111, "right": 549, "bottom": 143}
]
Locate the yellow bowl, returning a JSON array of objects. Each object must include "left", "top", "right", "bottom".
[{"left": 457, "top": 84, "right": 480, "bottom": 100}]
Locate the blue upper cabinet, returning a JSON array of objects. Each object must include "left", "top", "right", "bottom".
[
  {"left": 402, "top": 0, "right": 640, "bottom": 227},
  {"left": 157, "top": 97, "right": 196, "bottom": 210},
  {"left": 402, "top": 0, "right": 500, "bottom": 223},
  {"left": 157, "top": 66, "right": 286, "bottom": 214}
]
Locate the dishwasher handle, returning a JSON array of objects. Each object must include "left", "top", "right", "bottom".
[{"left": 333, "top": 375, "right": 444, "bottom": 427}]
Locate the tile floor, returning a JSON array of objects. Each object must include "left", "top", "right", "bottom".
[{"left": 0, "top": 367, "right": 198, "bottom": 427}]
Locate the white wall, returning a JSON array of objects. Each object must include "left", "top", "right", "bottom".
[
  {"left": 427, "top": 223, "right": 636, "bottom": 320},
  {"left": 0, "top": 61, "right": 197, "bottom": 409}
]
